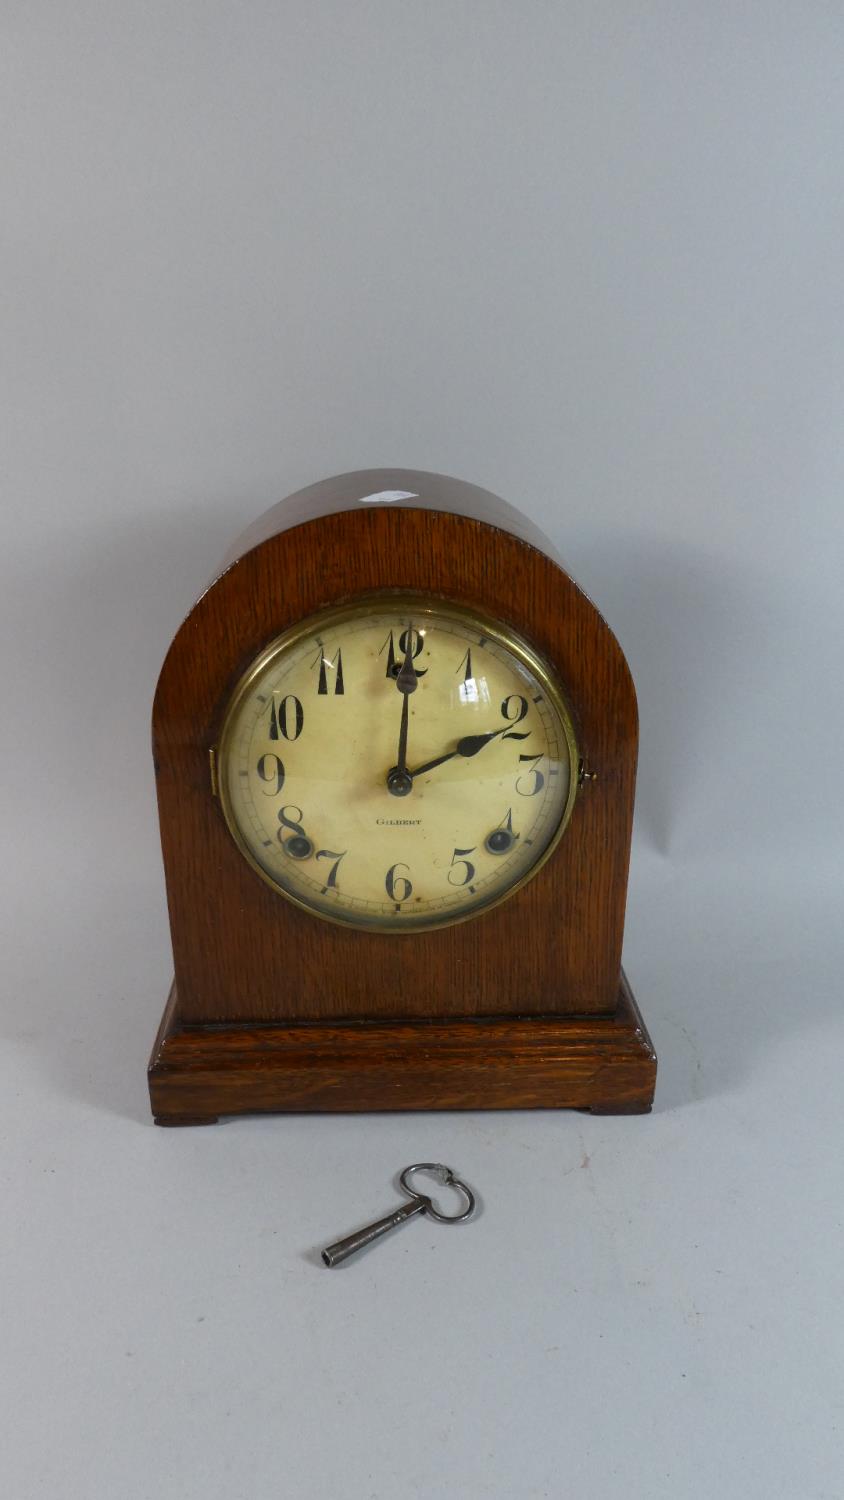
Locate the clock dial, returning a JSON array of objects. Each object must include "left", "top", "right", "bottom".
[{"left": 217, "top": 597, "right": 578, "bottom": 930}]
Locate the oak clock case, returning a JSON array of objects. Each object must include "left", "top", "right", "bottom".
[{"left": 149, "top": 469, "right": 656, "bottom": 1123}]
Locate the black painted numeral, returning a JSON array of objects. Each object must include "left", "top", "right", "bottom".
[
  {"left": 380, "top": 629, "right": 427, "bottom": 678},
  {"left": 311, "top": 645, "right": 344, "bottom": 695},
  {"left": 485, "top": 807, "right": 519, "bottom": 854},
  {"left": 269, "top": 694, "right": 304, "bottom": 740},
  {"left": 316, "top": 848, "right": 347, "bottom": 892},
  {"left": 385, "top": 862, "right": 412, "bottom": 903},
  {"left": 516, "top": 754, "right": 545, "bottom": 796},
  {"left": 276, "top": 804, "right": 306, "bottom": 844},
  {"left": 502, "top": 694, "right": 528, "bottom": 726},
  {"left": 456, "top": 648, "right": 474, "bottom": 684},
  {"left": 448, "top": 846, "right": 477, "bottom": 886},
  {"left": 500, "top": 695, "right": 530, "bottom": 742},
  {"left": 257, "top": 753, "right": 285, "bottom": 796}
]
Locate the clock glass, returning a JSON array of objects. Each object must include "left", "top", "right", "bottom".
[{"left": 217, "top": 595, "right": 578, "bottom": 931}]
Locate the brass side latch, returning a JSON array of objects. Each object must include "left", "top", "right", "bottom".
[{"left": 578, "top": 758, "right": 597, "bottom": 787}]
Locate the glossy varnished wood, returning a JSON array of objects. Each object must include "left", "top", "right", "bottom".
[
  {"left": 149, "top": 970, "right": 656, "bottom": 1122},
  {"left": 150, "top": 469, "right": 654, "bottom": 1117}
]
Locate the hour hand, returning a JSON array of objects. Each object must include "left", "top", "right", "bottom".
[{"left": 409, "top": 728, "right": 505, "bottom": 779}]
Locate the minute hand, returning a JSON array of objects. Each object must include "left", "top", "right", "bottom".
[{"left": 408, "top": 729, "right": 509, "bottom": 779}]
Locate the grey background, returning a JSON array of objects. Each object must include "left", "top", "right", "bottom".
[{"left": 2, "top": 5, "right": 842, "bottom": 1497}]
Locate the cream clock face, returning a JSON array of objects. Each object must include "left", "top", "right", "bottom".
[{"left": 217, "top": 596, "right": 578, "bottom": 931}]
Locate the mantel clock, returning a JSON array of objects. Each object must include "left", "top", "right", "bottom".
[{"left": 149, "top": 470, "right": 656, "bottom": 1122}]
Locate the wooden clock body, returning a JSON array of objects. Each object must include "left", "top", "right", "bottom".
[{"left": 149, "top": 469, "right": 656, "bottom": 1122}]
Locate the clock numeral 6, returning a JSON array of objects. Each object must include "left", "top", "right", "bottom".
[
  {"left": 448, "top": 846, "right": 476, "bottom": 886},
  {"left": 516, "top": 754, "right": 545, "bottom": 797},
  {"left": 385, "top": 863, "right": 413, "bottom": 904},
  {"left": 257, "top": 753, "right": 285, "bottom": 796}
]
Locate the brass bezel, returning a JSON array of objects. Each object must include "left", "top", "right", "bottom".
[{"left": 215, "top": 591, "right": 580, "bottom": 934}]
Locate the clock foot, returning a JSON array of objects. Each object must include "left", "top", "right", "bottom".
[
  {"left": 154, "top": 1114, "right": 220, "bottom": 1127},
  {"left": 583, "top": 1100, "right": 653, "bottom": 1115},
  {"left": 148, "top": 972, "right": 656, "bottom": 1120}
]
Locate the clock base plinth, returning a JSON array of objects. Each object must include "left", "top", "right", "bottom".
[{"left": 148, "top": 972, "right": 656, "bottom": 1123}]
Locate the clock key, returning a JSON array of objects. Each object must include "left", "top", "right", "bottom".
[{"left": 320, "top": 1162, "right": 475, "bottom": 1267}]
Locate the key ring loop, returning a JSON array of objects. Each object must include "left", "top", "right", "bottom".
[{"left": 399, "top": 1162, "right": 475, "bottom": 1223}]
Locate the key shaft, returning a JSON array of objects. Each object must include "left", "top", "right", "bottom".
[{"left": 321, "top": 1196, "right": 427, "bottom": 1267}]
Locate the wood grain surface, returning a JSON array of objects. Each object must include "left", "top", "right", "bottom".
[
  {"left": 149, "top": 470, "right": 653, "bottom": 1117},
  {"left": 149, "top": 970, "right": 656, "bottom": 1122}
]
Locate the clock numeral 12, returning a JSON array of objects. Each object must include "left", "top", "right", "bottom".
[{"left": 380, "top": 629, "right": 427, "bottom": 678}]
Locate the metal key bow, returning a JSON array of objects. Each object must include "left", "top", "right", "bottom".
[{"left": 321, "top": 1163, "right": 475, "bottom": 1267}]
